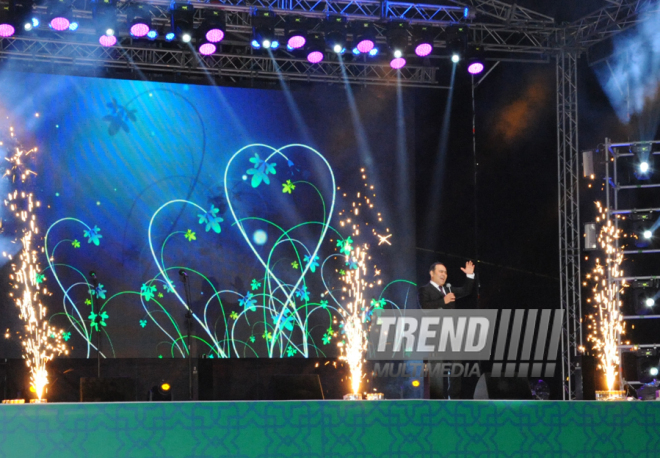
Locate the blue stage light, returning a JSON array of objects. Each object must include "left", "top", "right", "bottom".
[
  {"left": 251, "top": 39, "right": 261, "bottom": 48},
  {"left": 68, "top": 21, "right": 78, "bottom": 31},
  {"left": 369, "top": 48, "right": 378, "bottom": 56},
  {"left": 165, "top": 32, "right": 175, "bottom": 41},
  {"left": 352, "top": 47, "right": 360, "bottom": 55},
  {"left": 147, "top": 30, "right": 157, "bottom": 40},
  {"left": 271, "top": 40, "right": 279, "bottom": 49}
]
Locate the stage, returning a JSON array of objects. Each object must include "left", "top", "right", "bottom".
[{"left": 0, "top": 400, "right": 658, "bottom": 456}]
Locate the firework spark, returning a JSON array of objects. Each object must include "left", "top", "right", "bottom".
[
  {"left": 339, "top": 247, "right": 369, "bottom": 394},
  {"left": 3, "top": 131, "right": 66, "bottom": 399},
  {"left": 337, "top": 169, "right": 388, "bottom": 395},
  {"left": 587, "top": 202, "right": 625, "bottom": 390}
]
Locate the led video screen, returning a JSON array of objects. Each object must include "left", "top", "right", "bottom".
[{"left": 0, "top": 72, "right": 416, "bottom": 358}]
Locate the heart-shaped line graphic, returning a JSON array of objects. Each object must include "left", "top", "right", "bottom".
[{"left": 224, "top": 144, "right": 336, "bottom": 357}]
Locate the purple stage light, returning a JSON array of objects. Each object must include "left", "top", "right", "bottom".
[
  {"left": 199, "top": 43, "right": 216, "bottom": 55},
  {"left": 50, "top": 17, "right": 70, "bottom": 31},
  {"left": 0, "top": 24, "right": 15, "bottom": 37},
  {"left": 415, "top": 43, "right": 432, "bottom": 57},
  {"left": 356, "top": 39, "right": 374, "bottom": 53},
  {"left": 287, "top": 35, "right": 306, "bottom": 49},
  {"left": 206, "top": 28, "right": 224, "bottom": 43},
  {"left": 307, "top": 50, "right": 324, "bottom": 64},
  {"left": 390, "top": 57, "right": 406, "bottom": 69},
  {"left": 467, "top": 62, "right": 484, "bottom": 75},
  {"left": 130, "top": 23, "right": 150, "bottom": 37},
  {"left": 99, "top": 34, "right": 117, "bottom": 47}
]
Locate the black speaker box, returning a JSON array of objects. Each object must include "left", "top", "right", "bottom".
[
  {"left": 80, "top": 377, "right": 136, "bottom": 402},
  {"left": 473, "top": 373, "right": 533, "bottom": 400},
  {"left": 269, "top": 374, "right": 324, "bottom": 400}
]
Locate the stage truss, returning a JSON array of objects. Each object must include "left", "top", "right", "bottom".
[{"left": 0, "top": 0, "right": 656, "bottom": 399}]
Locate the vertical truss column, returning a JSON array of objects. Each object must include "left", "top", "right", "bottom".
[{"left": 557, "top": 49, "right": 582, "bottom": 400}]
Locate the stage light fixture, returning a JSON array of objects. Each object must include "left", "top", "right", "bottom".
[
  {"left": 127, "top": 3, "right": 151, "bottom": 38},
  {"left": 199, "top": 9, "right": 225, "bottom": 44},
  {"left": 632, "top": 280, "right": 660, "bottom": 315},
  {"left": 285, "top": 16, "right": 306, "bottom": 50},
  {"left": 1, "top": 0, "right": 37, "bottom": 36},
  {"left": 636, "top": 349, "right": 660, "bottom": 384},
  {"left": 99, "top": 34, "right": 116, "bottom": 47},
  {"left": 632, "top": 143, "right": 653, "bottom": 180},
  {"left": 147, "top": 29, "right": 157, "bottom": 40},
  {"left": 413, "top": 25, "right": 434, "bottom": 57},
  {"left": 165, "top": 31, "right": 175, "bottom": 41},
  {"left": 92, "top": 0, "right": 117, "bottom": 41},
  {"left": 169, "top": 2, "right": 194, "bottom": 44},
  {"left": 353, "top": 21, "right": 376, "bottom": 54},
  {"left": 390, "top": 57, "right": 406, "bottom": 69},
  {"left": 252, "top": 9, "right": 278, "bottom": 50},
  {"left": 325, "top": 15, "right": 347, "bottom": 54},
  {"left": 149, "top": 381, "right": 173, "bottom": 401},
  {"left": 387, "top": 20, "right": 408, "bottom": 66},
  {"left": 632, "top": 213, "right": 654, "bottom": 248},
  {"left": 446, "top": 25, "right": 467, "bottom": 63},
  {"left": 466, "top": 46, "right": 485, "bottom": 75},
  {"left": 47, "top": 0, "right": 73, "bottom": 31},
  {"left": 0, "top": 4, "right": 15, "bottom": 37},
  {"left": 306, "top": 32, "right": 325, "bottom": 64}
]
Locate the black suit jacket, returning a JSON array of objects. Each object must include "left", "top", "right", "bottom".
[{"left": 418, "top": 277, "right": 474, "bottom": 310}]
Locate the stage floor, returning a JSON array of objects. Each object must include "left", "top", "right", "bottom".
[{"left": 1, "top": 400, "right": 658, "bottom": 456}]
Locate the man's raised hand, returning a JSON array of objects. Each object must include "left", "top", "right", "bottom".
[{"left": 461, "top": 260, "right": 475, "bottom": 275}]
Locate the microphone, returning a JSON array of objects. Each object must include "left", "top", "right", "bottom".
[
  {"left": 446, "top": 283, "right": 452, "bottom": 292},
  {"left": 89, "top": 271, "right": 98, "bottom": 287},
  {"left": 179, "top": 270, "right": 188, "bottom": 281}
]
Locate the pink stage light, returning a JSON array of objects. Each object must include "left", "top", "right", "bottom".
[
  {"left": 206, "top": 28, "right": 224, "bottom": 43},
  {"left": 130, "top": 23, "right": 150, "bottom": 38},
  {"left": 415, "top": 43, "right": 433, "bottom": 57},
  {"left": 50, "top": 17, "right": 70, "bottom": 31},
  {"left": 287, "top": 35, "right": 306, "bottom": 49},
  {"left": 199, "top": 43, "right": 216, "bottom": 56},
  {"left": 99, "top": 34, "right": 117, "bottom": 47},
  {"left": 307, "top": 50, "right": 324, "bottom": 64},
  {"left": 390, "top": 57, "right": 406, "bottom": 69},
  {"left": 356, "top": 39, "right": 374, "bottom": 53},
  {"left": 467, "top": 62, "right": 484, "bottom": 75},
  {"left": 0, "top": 24, "right": 15, "bottom": 38}
]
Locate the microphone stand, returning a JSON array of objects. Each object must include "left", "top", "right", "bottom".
[
  {"left": 180, "top": 270, "right": 194, "bottom": 400},
  {"left": 90, "top": 272, "right": 101, "bottom": 378}
]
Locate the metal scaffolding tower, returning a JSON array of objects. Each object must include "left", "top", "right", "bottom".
[{"left": 556, "top": 49, "right": 581, "bottom": 400}]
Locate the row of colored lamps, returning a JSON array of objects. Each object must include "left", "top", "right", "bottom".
[{"left": 0, "top": 0, "right": 79, "bottom": 38}]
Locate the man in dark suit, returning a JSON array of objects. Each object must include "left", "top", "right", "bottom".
[
  {"left": 418, "top": 260, "right": 475, "bottom": 399},
  {"left": 418, "top": 261, "right": 475, "bottom": 310}
]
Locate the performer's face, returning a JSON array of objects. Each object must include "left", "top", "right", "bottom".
[{"left": 430, "top": 265, "right": 447, "bottom": 286}]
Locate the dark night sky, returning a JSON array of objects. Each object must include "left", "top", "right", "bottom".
[{"left": 413, "top": 0, "right": 635, "bottom": 311}]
